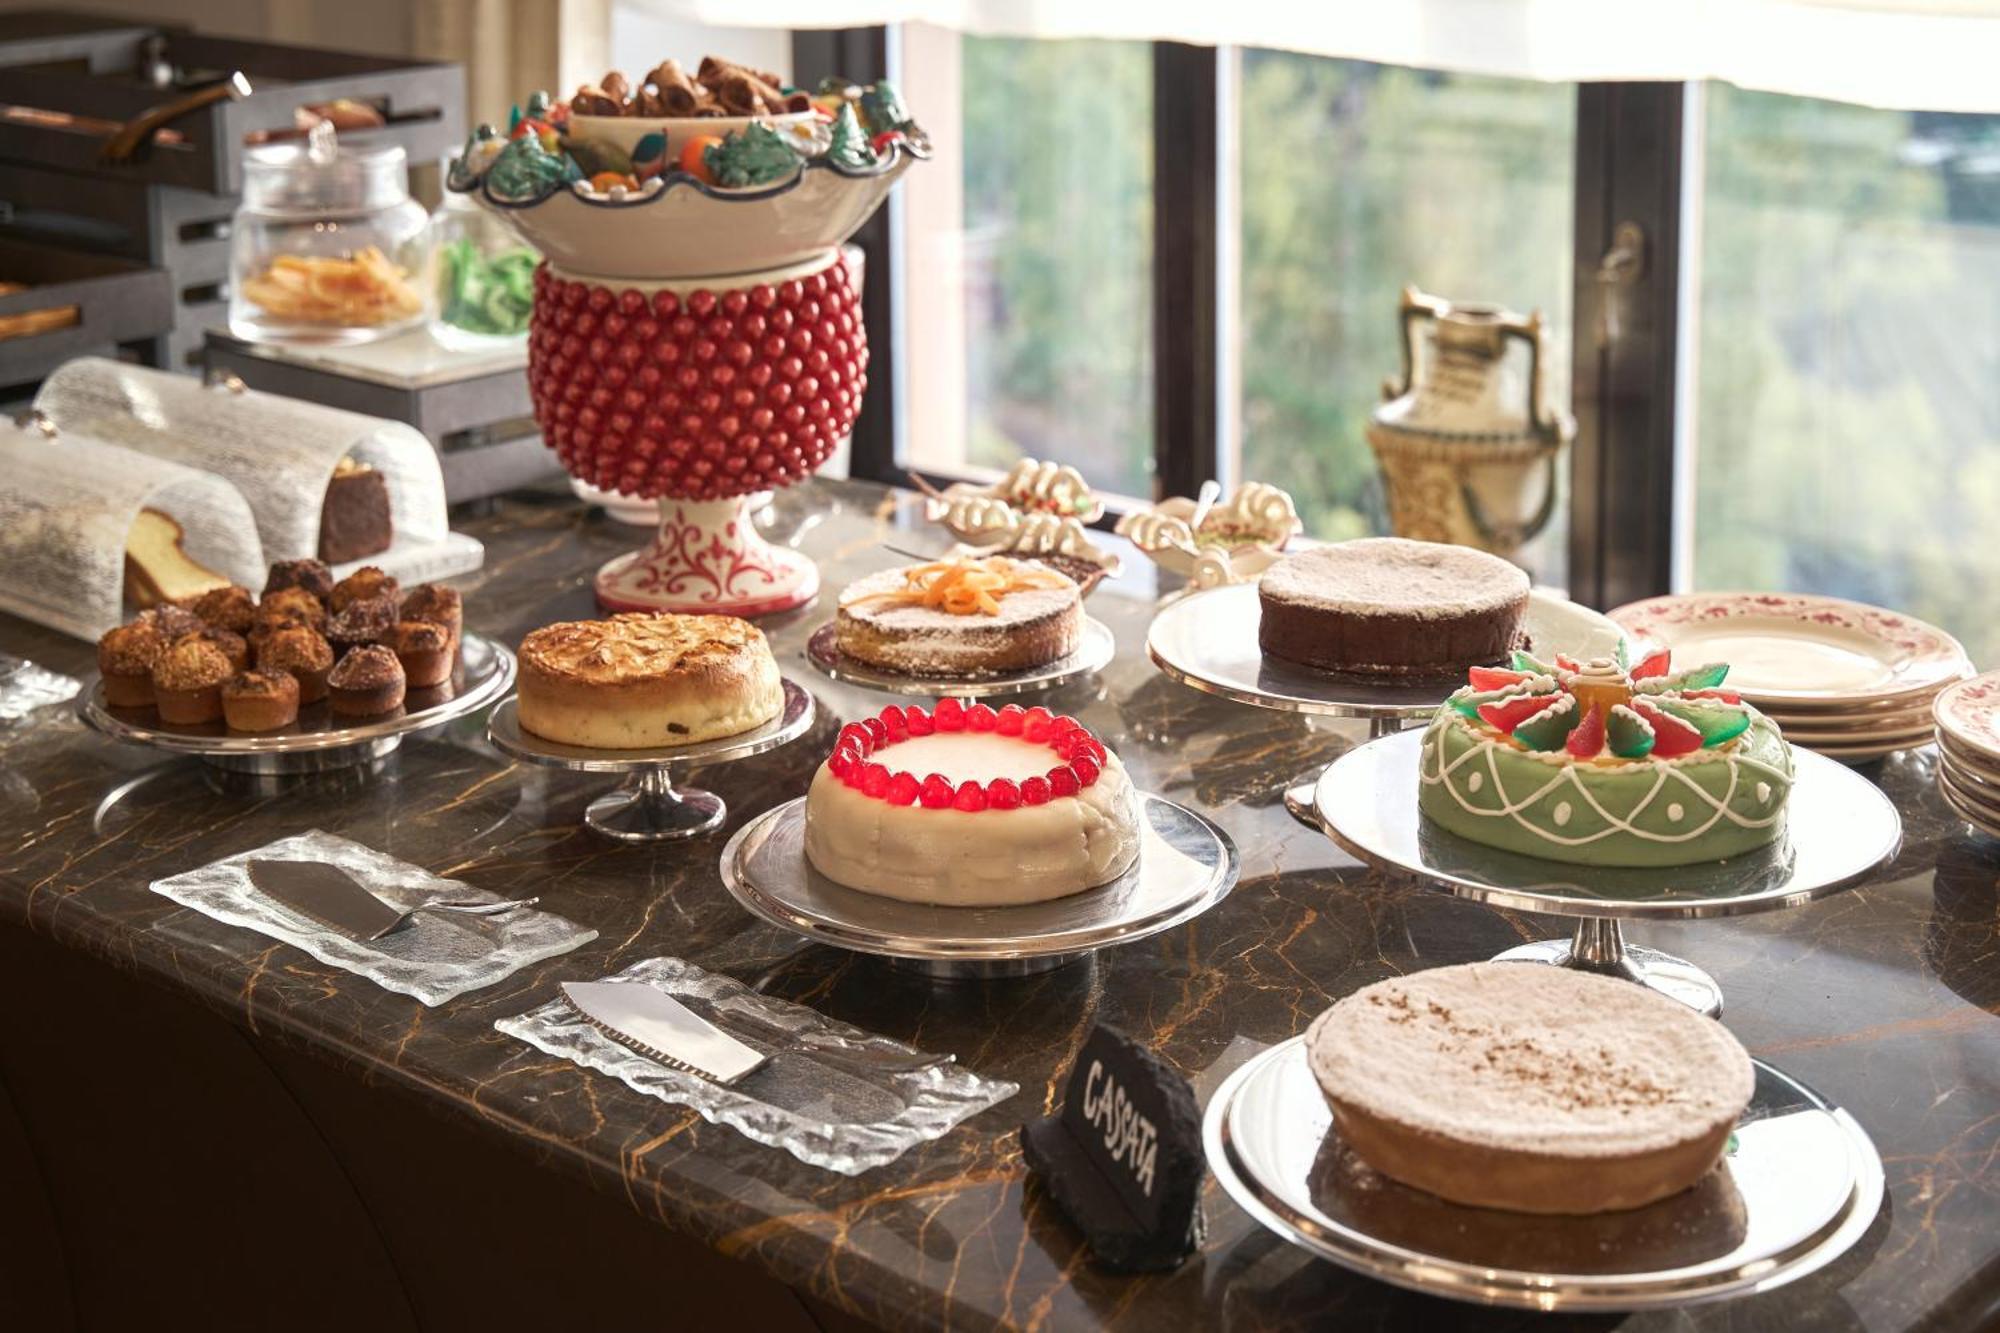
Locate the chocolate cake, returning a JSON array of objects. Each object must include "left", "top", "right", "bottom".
[
  {"left": 1257, "top": 537, "right": 1528, "bottom": 677},
  {"left": 318, "top": 458, "right": 393, "bottom": 564}
]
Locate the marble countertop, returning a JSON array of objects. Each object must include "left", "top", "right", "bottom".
[{"left": 2, "top": 479, "right": 1996, "bottom": 1331}]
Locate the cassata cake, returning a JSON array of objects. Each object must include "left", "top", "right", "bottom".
[
  {"left": 1258, "top": 537, "right": 1529, "bottom": 676},
  {"left": 835, "top": 556, "right": 1082, "bottom": 676},
  {"left": 1419, "top": 647, "right": 1793, "bottom": 867},
  {"left": 803, "top": 699, "right": 1140, "bottom": 905},
  {"left": 1305, "top": 962, "right": 1755, "bottom": 1215},
  {"left": 517, "top": 612, "right": 782, "bottom": 748}
]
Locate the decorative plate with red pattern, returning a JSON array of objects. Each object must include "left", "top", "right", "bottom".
[{"left": 1935, "top": 671, "right": 2000, "bottom": 766}]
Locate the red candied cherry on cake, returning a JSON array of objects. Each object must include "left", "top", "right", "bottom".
[{"left": 822, "top": 700, "right": 1108, "bottom": 810}]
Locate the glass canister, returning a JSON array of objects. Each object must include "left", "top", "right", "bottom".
[
  {"left": 428, "top": 190, "right": 538, "bottom": 350},
  {"left": 229, "top": 122, "right": 431, "bottom": 345}
]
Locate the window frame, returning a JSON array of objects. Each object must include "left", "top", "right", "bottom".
[{"left": 796, "top": 29, "right": 1685, "bottom": 604}]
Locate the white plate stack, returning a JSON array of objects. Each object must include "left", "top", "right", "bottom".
[
  {"left": 1934, "top": 672, "right": 2000, "bottom": 838},
  {"left": 1608, "top": 592, "right": 1975, "bottom": 765}
]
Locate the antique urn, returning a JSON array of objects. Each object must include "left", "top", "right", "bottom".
[{"left": 1366, "top": 286, "right": 1574, "bottom": 565}]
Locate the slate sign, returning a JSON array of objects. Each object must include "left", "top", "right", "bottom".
[{"left": 1019, "top": 1023, "right": 1205, "bottom": 1272}]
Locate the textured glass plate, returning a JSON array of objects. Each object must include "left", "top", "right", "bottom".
[
  {"left": 150, "top": 828, "right": 596, "bottom": 1006},
  {"left": 0, "top": 654, "right": 80, "bottom": 726},
  {"left": 1206, "top": 1037, "right": 1883, "bottom": 1312},
  {"left": 497, "top": 956, "right": 1018, "bottom": 1174}
]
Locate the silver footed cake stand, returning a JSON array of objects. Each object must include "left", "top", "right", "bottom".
[
  {"left": 1311, "top": 730, "right": 1901, "bottom": 1016},
  {"left": 487, "top": 679, "right": 814, "bottom": 842},
  {"left": 1207, "top": 1036, "right": 1884, "bottom": 1312},
  {"left": 719, "top": 792, "right": 1238, "bottom": 979},
  {"left": 77, "top": 634, "right": 516, "bottom": 775},
  {"left": 804, "top": 616, "right": 1116, "bottom": 700}
]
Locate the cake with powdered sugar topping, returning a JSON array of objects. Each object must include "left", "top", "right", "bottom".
[
  {"left": 835, "top": 557, "right": 1083, "bottom": 676},
  {"left": 1258, "top": 537, "right": 1528, "bottom": 675},
  {"left": 1305, "top": 962, "right": 1753, "bottom": 1215}
]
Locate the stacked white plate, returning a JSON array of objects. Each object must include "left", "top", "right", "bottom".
[
  {"left": 1609, "top": 592, "right": 1975, "bottom": 765},
  {"left": 1933, "top": 672, "right": 2000, "bottom": 838}
]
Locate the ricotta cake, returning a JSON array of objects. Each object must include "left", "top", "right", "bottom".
[
  {"left": 1257, "top": 537, "right": 1528, "bottom": 676},
  {"left": 803, "top": 699, "right": 1141, "bottom": 905},
  {"left": 835, "top": 556, "right": 1082, "bottom": 676},
  {"left": 1306, "top": 962, "right": 1755, "bottom": 1215},
  {"left": 1418, "top": 647, "right": 1793, "bottom": 867},
  {"left": 517, "top": 612, "right": 782, "bottom": 748}
]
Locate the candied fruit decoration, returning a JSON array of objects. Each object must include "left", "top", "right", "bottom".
[
  {"left": 828, "top": 749, "right": 858, "bottom": 779},
  {"left": 1681, "top": 662, "right": 1730, "bottom": 689},
  {"left": 995, "top": 704, "right": 1025, "bottom": 736},
  {"left": 861, "top": 763, "right": 891, "bottom": 797},
  {"left": 1452, "top": 682, "right": 1543, "bottom": 719},
  {"left": 1633, "top": 700, "right": 1705, "bottom": 757},
  {"left": 919, "top": 773, "right": 955, "bottom": 809},
  {"left": 1511, "top": 693, "right": 1579, "bottom": 751},
  {"left": 1071, "top": 753, "right": 1102, "bottom": 786},
  {"left": 838, "top": 723, "right": 872, "bottom": 755},
  {"left": 863, "top": 716, "right": 890, "bottom": 747},
  {"left": 953, "top": 779, "right": 987, "bottom": 812},
  {"left": 1477, "top": 693, "right": 1556, "bottom": 734},
  {"left": 1607, "top": 703, "right": 1656, "bottom": 759},
  {"left": 987, "top": 777, "right": 1022, "bottom": 809},
  {"left": 1566, "top": 703, "right": 1606, "bottom": 758},
  {"left": 886, "top": 771, "right": 920, "bottom": 806},
  {"left": 1021, "top": 706, "right": 1054, "bottom": 741},
  {"left": 905, "top": 705, "right": 935, "bottom": 737},
  {"left": 1052, "top": 714, "right": 1082, "bottom": 737},
  {"left": 966, "top": 701, "right": 997, "bottom": 731},
  {"left": 1020, "top": 775, "right": 1052, "bottom": 805},
  {"left": 1680, "top": 688, "right": 1741, "bottom": 704},
  {"left": 934, "top": 697, "right": 966, "bottom": 731},
  {"left": 1468, "top": 666, "right": 1531, "bottom": 691},
  {"left": 1048, "top": 765, "right": 1080, "bottom": 797},
  {"left": 1653, "top": 697, "right": 1751, "bottom": 747},
  {"left": 1511, "top": 649, "right": 1557, "bottom": 675},
  {"left": 880, "top": 704, "right": 908, "bottom": 736},
  {"left": 1630, "top": 648, "right": 1673, "bottom": 680}
]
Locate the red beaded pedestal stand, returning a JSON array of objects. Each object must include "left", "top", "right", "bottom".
[{"left": 528, "top": 249, "right": 865, "bottom": 616}]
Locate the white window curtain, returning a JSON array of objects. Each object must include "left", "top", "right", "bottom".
[{"left": 626, "top": 0, "right": 2000, "bottom": 112}]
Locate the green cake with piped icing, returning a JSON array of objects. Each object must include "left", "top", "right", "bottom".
[{"left": 1417, "top": 647, "right": 1793, "bottom": 867}]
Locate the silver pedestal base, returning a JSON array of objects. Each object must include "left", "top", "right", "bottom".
[
  {"left": 1493, "top": 919, "right": 1723, "bottom": 1017},
  {"left": 884, "top": 953, "right": 1083, "bottom": 980},
  {"left": 585, "top": 769, "right": 727, "bottom": 842}
]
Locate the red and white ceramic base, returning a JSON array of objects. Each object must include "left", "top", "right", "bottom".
[{"left": 594, "top": 494, "right": 821, "bottom": 616}]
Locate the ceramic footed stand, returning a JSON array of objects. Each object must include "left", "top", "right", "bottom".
[{"left": 595, "top": 495, "right": 820, "bottom": 617}]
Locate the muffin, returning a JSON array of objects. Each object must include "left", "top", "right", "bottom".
[
  {"left": 400, "top": 583, "right": 463, "bottom": 647},
  {"left": 389, "top": 619, "right": 454, "bottom": 688},
  {"left": 331, "top": 566, "right": 400, "bottom": 613},
  {"left": 97, "top": 622, "right": 168, "bottom": 708},
  {"left": 328, "top": 644, "right": 406, "bottom": 717},
  {"left": 135, "top": 604, "right": 204, "bottom": 640},
  {"left": 221, "top": 669, "right": 300, "bottom": 732},
  {"left": 327, "top": 595, "right": 397, "bottom": 656},
  {"left": 175, "top": 626, "right": 248, "bottom": 673},
  {"left": 258, "top": 627, "right": 335, "bottom": 703},
  {"left": 188, "top": 584, "right": 257, "bottom": 635},
  {"left": 263, "top": 557, "right": 334, "bottom": 604},
  {"left": 152, "top": 638, "right": 233, "bottom": 725},
  {"left": 256, "top": 586, "right": 327, "bottom": 635}
]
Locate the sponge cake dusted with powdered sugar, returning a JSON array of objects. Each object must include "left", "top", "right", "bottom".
[
  {"left": 1257, "top": 537, "right": 1528, "bottom": 676},
  {"left": 1305, "top": 962, "right": 1754, "bottom": 1215}
]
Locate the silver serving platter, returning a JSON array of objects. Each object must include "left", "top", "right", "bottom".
[
  {"left": 76, "top": 634, "right": 516, "bottom": 774},
  {"left": 804, "top": 616, "right": 1116, "bottom": 699},
  {"left": 1148, "top": 583, "right": 1626, "bottom": 721},
  {"left": 719, "top": 792, "right": 1238, "bottom": 979},
  {"left": 487, "top": 679, "right": 814, "bottom": 842},
  {"left": 1206, "top": 1037, "right": 1884, "bottom": 1312}
]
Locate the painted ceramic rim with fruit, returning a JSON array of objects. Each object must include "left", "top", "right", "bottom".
[{"left": 458, "top": 133, "right": 928, "bottom": 211}]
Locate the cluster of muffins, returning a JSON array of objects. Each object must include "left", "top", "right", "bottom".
[{"left": 95, "top": 557, "right": 464, "bottom": 734}]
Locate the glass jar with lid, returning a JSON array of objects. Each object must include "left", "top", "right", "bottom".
[
  {"left": 229, "top": 122, "right": 431, "bottom": 345},
  {"left": 428, "top": 190, "right": 538, "bottom": 350}
]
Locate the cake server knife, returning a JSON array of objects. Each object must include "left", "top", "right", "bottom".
[
  {"left": 561, "top": 981, "right": 768, "bottom": 1085},
  {"left": 247, "top": 860, "right": 538, "bottom": 942}
]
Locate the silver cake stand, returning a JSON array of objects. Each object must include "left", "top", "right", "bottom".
[
  {"left": 77, "top": 634, "right": 516, "bottom": 775},
  {"left": 1311, "top": 730, "right": 1901, "bottom": 1016},
  {"left": 1206, "top": 1036, "right": 1884, "bottom": 1312},
  {"left": 719, "top": 792, "right": 1238, "bottom": 979},
  {"left": 805, "top": 616, "right": 1116, "bottom": 699},
  {"left": 487, "top": 679, "right": 814, "bottom": 842}
]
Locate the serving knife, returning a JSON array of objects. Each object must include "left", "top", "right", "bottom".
[
  {"left": 246, "top": 859, "right": 538, "bottom": 942},
  {"left": 561, "top": 981, "right": 768, "bottom": 1085}
]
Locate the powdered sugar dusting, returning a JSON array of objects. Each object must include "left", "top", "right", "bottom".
[{"left": 1260, "top": 538, "right": 1528, "bottom": 619}]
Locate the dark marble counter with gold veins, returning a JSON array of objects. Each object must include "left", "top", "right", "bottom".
[{"left": 3, "top": 479, "right": 1997, "bottom": 1331}]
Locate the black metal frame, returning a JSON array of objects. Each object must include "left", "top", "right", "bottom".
[{"left": 817, "top": 30, "right": 1687, "bottom": 605}]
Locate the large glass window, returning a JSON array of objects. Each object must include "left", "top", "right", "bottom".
[
  {"left": 899, "top": 26, "right": 1155, "bottom": 497},
  {"left": 1232, "top": 54, "right": 1576, "bottom": 574},
  {"left": 1690, "top": 86, "right": 2000, "bottom": 664}
]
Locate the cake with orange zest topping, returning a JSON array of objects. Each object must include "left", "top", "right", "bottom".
[
  {"left": 517, "top": 612, "right": 781, "bottom": 748},
  {"left": 834, "top": 556, "right": 1081, "bottom": 675}
]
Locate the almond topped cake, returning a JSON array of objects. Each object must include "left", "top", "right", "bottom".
[
  {"left": 835, "top": 556, "right": 1082, "bottom": 676},
  {"left": 1306, "top": 963, "right": 1754, "bottom": 1215},
  {"left": 517, "top": 612, "right": 782, "bottom": 749}
]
